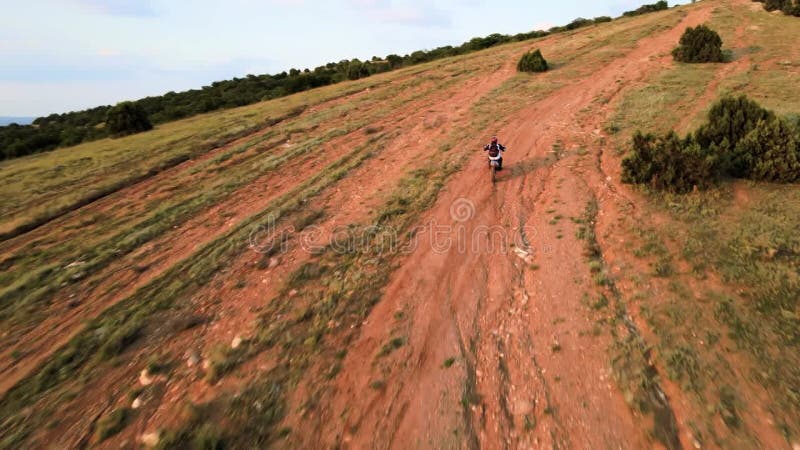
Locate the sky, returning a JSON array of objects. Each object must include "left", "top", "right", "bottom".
[{"left": 0, "top": 0, "right": 687, "bottom": 117}]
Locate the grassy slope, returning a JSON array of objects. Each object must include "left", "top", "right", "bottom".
[
  {"left": 0, "top": 64, "right": 464, "bottom": 337},
  {"left": 0, "top": 35, "right": 524, "bottom": 448},
  {"left": 606, "top": 2, "right": 800, "bottom": 447},
  {"left": 0, "top": 8, "right": 690, "bottom": 448},
  {"left": 1, "top": 1, "right": 799, "bottom": 448}
]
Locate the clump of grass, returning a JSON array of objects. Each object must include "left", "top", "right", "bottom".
[
  {"left": 443, "top": 357, "right": 456, "bottom": 368},
  {"left": 157, "top": 381, "right": 284, "bottom": 449},
  {"left": 325, "top": 363, "right": 342, "bottom": 380},
  {"left": 146, "top": 355, "right": 173, "bottom": 375},
  {"left": 284, "top": 262, "right": 326, "bottom": 292},
  {"left": 188, "top": 424, "right": 224, "bottom": 450},
  {"left": 369, "top": 380, "right": 386, "bottom": 390},
  {"left": 205, "top": 344, "right": 247, "bottom": 384},
  {"left": 718, "top": 386, "right": 740, "bottom": 429},
  {"left": 665, "top": 344, "right": 701, "bottom": 391},
  {"left": 293, "top": 209, "right": 325, "bottom": 231},
  {"left": 594, "top": 271, "right": 611, "bottom": 286},
  {"left": 653, "top": 257, "right": 674, "bottom": 277},
  {"left": 524, "top": 414, "right": 536, "bottom": 430},
  {"left": 95, "top": 407, "right": 130, "bottom": 442},
  {"left": 377, "top": 337, "right": 406, "bottom": 357},
  {"left": 99, "top": 321, "right": 143, "bottom": 360},
  {"left": 592, "top": 294, "right": 609, "bottom": 310}
]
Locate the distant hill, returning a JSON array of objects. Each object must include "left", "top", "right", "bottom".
[
  {"left": 0, "top": 0, "right": 670, "bottom": 161},
  {"left": 0, "top": 117, "right": 34, "bottom": 126}
]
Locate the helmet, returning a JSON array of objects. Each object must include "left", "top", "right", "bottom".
[{"left": 491, "top": 137, "right": 498, "bottom": 144}]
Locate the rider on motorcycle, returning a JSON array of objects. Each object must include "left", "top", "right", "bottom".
[{"left": 484, "top": 137, "right": 506, "bottom": 170}]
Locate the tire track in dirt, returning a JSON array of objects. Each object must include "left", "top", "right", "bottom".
[
  {"left": 314, "top": 5, "right": 714, "bottom": 449},
  {"left": 13, "top": 56, "right": 520, "bottom": 448},
  {"left": 0, "top": 63, "right": 498, "bottom": 398},
  {"left": 122, "top": 58, "right": 518, "bottom": 449},
  {"left": 0, "top": 66, "right": 476, "bottom": 394}
]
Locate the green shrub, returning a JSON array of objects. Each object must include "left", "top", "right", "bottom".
[
  {"left": 672, "top": 25, "right": 724, "bottom": 63},
  {"left": 621, "top": 131, "right": 718, "bottom": 193},
  {"left": 695, "top": 95, "right": 775, "bottom": 176},
  {"left": 735, "top": 118, "right": 800, "bottom": 182},
  {"left": 623, "top": 0, "right": 668, "bottom": 17},
  {"left": 753, "top": 0, "right": 800, "bottom": 16},
  {"left": 565, "top": 18, "right": 593, "bottom": 30},
  {"left": 622, "top": 96, "right": 800, "bottom": 192},
  {"left": 517, "top": 49, "right": 549, "bottom": 73},
  {"left": 106, "top": 102, "right": 153, "bottom": 137}
]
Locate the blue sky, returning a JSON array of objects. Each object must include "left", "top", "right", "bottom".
[{"left": 0, "top": 0, "right": 686, "bottom": 117}]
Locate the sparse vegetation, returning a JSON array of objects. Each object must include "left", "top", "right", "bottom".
[
  {"left": 5, "top": 1, "right": 800, "bottom": 447},
  {"left": 377, "top": 337, "right": 407, "bottom": 357},
  {"left": 94, "top": 407, "right": 130, "bottom": 442}
]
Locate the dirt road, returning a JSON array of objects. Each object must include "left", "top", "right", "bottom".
[
  {"left": 304, "top": 5, "right": 719, "bottom": 449},
  {"left": 4, "top": 0, "right": 795, "bottom": 448}
]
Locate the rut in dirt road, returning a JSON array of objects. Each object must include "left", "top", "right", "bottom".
[{"left": 309, "top": 5, "right": 716, "bottom": 449}]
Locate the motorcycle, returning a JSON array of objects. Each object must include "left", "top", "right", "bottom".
[{"left": 487, "top": 151, "right": 503, "bottom": 183}]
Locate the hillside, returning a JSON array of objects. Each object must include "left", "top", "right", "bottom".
[{"left": 1, "top": 0, "right": 799, "bottom": 448}]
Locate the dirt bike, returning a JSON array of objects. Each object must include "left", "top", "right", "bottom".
[{"left": 488, "top": 152, "right": 503, "bottom": 183}]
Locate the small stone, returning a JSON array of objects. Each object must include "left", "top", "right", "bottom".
[
  {"left": 268, "top": 257, "right": 280, "bottom": 269},
  {"left": 70, "top": 272, "right": 86, "bottom": 281},
  {"left": 231, "top": 336, "right": 243, "bottom": 349},
  {"left": 140, "top": 431, "right": 160, "bottom": 447},
  {"left": 139, "top": 369, "right": 154, "bottom": 386},
  {"left": 289, "top": 289, "right": 298, "bottom": 297},
  {"left": 792, "top": 443, "right": 800, "bottom": 450},
  {"left": 202, "top": 359, "right": 211, "bottom": 370},
  {"left": 131, "top": 397, "right": 142, "bottom": 409},
  {"left": 186, "top": 351, "right": 200, "bottom": 367}
]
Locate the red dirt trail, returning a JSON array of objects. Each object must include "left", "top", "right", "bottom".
[
  {"left": 292, "top": 3, "right": 787, "bottom": 449},
  {"left": 4, "top": 1, "right": 794, "bottom": 449}
]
